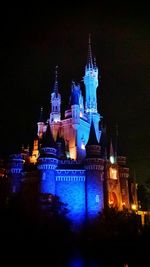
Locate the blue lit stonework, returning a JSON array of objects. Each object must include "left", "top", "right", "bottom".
[{"left": 8, "top": 36, "right": 137, "bottom": 228}]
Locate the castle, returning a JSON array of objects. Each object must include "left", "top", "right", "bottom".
[{"left": 7, "top": 36, "right": 138, "bottom": 226}]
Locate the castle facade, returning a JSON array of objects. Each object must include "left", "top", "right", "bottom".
[{"left": 8, "top": 37, "right": 138, "bottom": 226}]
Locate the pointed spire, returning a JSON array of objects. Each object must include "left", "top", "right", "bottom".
[
  {"left": 56, "top": 129, "right": 61, "bottom": 143},
  {"left": 114, "top": 123, "right": 124, "bottom": 157},
  {"left": 110, "top": 139, "right": 114, "bottom": 157},
  {"left": 87, "top": 33, "right": 93, "bottom": 68},
  {"left": 41, "top": 123, "right": 55, "bottom": 148},
  {"left": 86, "top": 119, "right": 99, "bottom": 146},
  {"left": 53, "top": 65, "right": 59, "bottom": 95},
  {"left": 93, "top": 56, "right": 97, "bottom": 69},
  {"left": 114, "top": 122, "right": 118, "bottom": 158},
  {"left": 109, "top": 139, "right": 115, "bottom": 164},
  {"left": 56, "top": 130, "right": 66, "bottom": 159},
  {"left": 39, "top": 106, "right": 44, "bottom": 122}
]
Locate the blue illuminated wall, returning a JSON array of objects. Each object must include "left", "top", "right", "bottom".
[
  {"left": 55, "top": 169, "right": 86, "bottom": 226},
  {"left": 37, "top": 146, "right": 58, "bottom": 195},
  {"left": 86, "top": 169, "right": 104, "bottom": 219},
  {"left": 8, "top": 154, "right": 24, "bottom": 194},
  {"left": 40, "top": 170, "right": 56, "bottom": 195}
]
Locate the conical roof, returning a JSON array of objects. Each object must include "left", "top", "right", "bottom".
[
  {"left": 86, "top": 119, "right": 99, "bottom": 146},
  {"left": 41, "top": 123, "right": 56, "bottom": 148}
]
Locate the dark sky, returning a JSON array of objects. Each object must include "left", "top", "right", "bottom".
[{"left": 0, "top": 5, "right": 149, "bottom": 183}]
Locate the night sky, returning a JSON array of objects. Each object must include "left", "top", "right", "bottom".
[{"left": 0, "top": 5, "right": 149, "bottom": 183}]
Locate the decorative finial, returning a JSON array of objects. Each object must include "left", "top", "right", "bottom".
[
  {"left": 94, "top": 56, "right": 97, "bottom": 68},
  {"left": 87, "top": 33, "right": 93, "bottom": 68},
  {"left": 53, "top": 65, "right": 59, "bottom": 95}
]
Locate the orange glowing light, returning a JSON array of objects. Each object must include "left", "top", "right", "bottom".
[{"left": 109, "top": 167, "right": 117, "bottom": 180}]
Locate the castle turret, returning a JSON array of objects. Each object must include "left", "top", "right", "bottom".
[
  {"left": 85, "top": 120, "right": 104, "bottom": 219},
  {"left": 71, "top": 81, "right": 80, "bottom": 130},
  {"left": 83, "top": 35, "right": 101, "bottom": 141},
  {"left": 37, "top": 123, "right": 58, "bottom": 195},
  {"left": 8, "top": 154, "right": 24, "bottom": 194},
  {"left": 50, "top": 66, "right": 61, "bottom": 124}
]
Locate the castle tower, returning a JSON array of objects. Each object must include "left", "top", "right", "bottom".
[
  {"left": 71, "top": 81, "right": 80, "bottom": 130},
  {"left": 8, "top": 154, "right": 24, "bottom": 194},
  {"left": 70, "top": 81, "right": 80, "bottom": 159},
  {"left": 113, "top": 125, "right": 130, "bottom": 209},
  {"left": 62, "top": 81, "right": 88, "bottom": 160},
  {"left": 37, "top": 123, "right": 58, "bottom": 195},
  {"left": 85, "top": 120, "right": 104, "bottom": 220},
  {"left": 50, "top": 66, "right": 61, "bottom": 142},
  {"left": 83, "top": 35, "right": 101, "bottom": 142},
  {"left": 50, "top": 66, "right": 61, "bottom": 123}
]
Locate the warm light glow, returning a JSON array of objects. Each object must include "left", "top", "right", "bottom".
[
  {"left": 109, "top": 192, "right": 118, "bottom": 208},
  {"left": 70, "top": 147, "right": 77, "bottom": 160},
  {"left": 29, "top": 139, "right": 39, "bottom": 164},
  {"left": 131, "top": 204, "right": 137, "bottom": 211},
  {"left": 109, "top": 167, "right": 117, "bottom": 180}
]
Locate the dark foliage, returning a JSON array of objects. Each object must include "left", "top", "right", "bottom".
[{"left": 0, "top": 193, "right": 73, "bottom": 264}]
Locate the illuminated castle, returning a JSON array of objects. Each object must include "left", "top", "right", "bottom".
[{"left": 8, "top": 37, "right": 138, "bottom": 226}]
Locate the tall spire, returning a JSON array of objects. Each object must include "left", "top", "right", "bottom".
[
  {"left": 87, "top": 33, "right": 93, "bottom": 68},
  {"left": 93, "top": 56, "right": 97, "bottom": 69},
  {"left": 114, "top": 122, "right": 118, "bottom": 158},
  {"left": 41, "top": 123, "right": 55, "bottom": 148},
  {"left": 39, "top": 106, "right": 44, "bottom": 122},
  {"left": 109, "top": 139, "right": 115, "bottom": 164},
  {"left": 50, "top": 65, "right": 61, "bottom": 123},
  {"left": 53, "top": 65, "right": 58, "bottom": 95}
]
